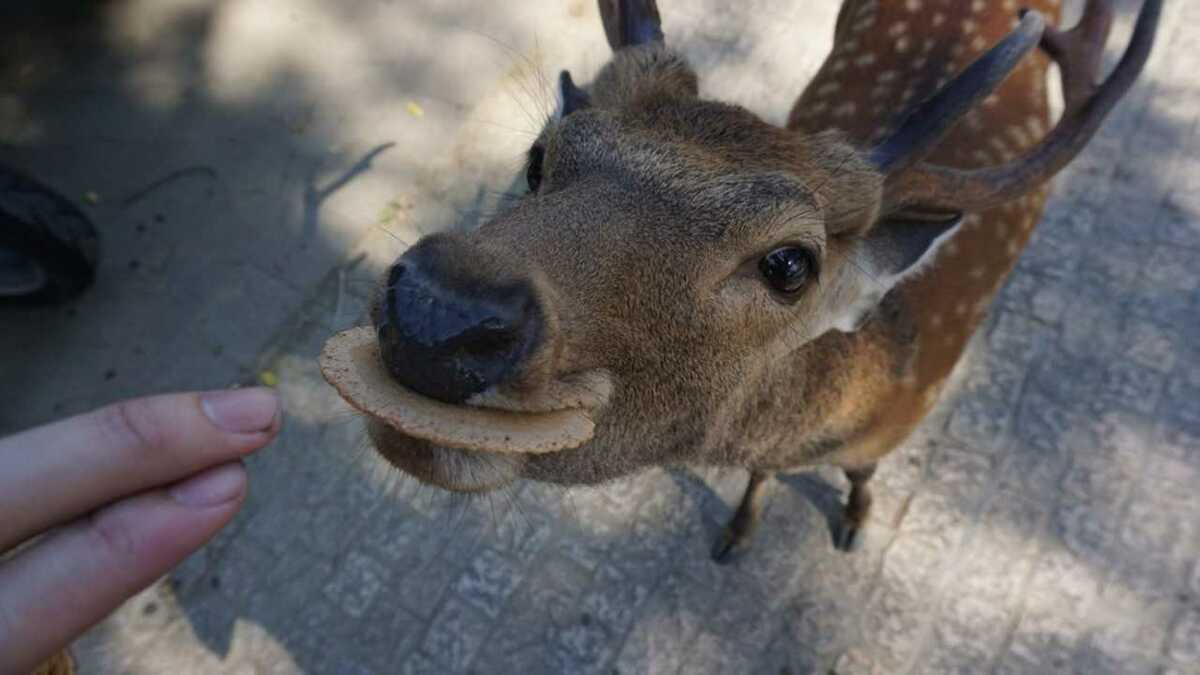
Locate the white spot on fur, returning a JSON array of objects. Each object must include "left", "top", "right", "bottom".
[
  {"left": 878, "top": 70, "right": 899, "bottom": 83},
  {"left": 831, "top": 58, "right": 848, "bottom": 74},
  {"left": 930, "top": 313, "right": 943, "bottom": 327},
  {"left": 932, "top": 12, "right": 946, "bottom": 27},
  {"left": 1006, "top": 240, "right": 1020, "bottom": 255},
  {"left": 906, "top": 0, "right": 923, "bottom": 12},
  {"left": 817, "top": 81, "right": 841, "bottom": 97},
  {"left": 1026, "top": 116, "right": 1046, "bottom": 138},
  {"left": 972, "top": 0, "right": 986, "bottom": 13},
  {"left": 896, "top": 36, "right": 912, "bottom": 53},
  {"left": 969, "top": 266, "right": 986, "bottom": 280},
  {"left": 962, "top": 19, "right": 978, "bottom": 34},
  {"left": 855, "top": 53, "right": 877, "bottom": 68},
  {"left": 1007, "top": 125, "right": 1033, "bottom": 150},
  {"left": 853, "top": 15, "right": 876, "bottom": 34},
  {"left": 889, "top": 22, "right": 909, "bottom": 37},
  {"left": 971, "top": 35, "right": 988, "bottom": 53},
  {"left": 834, "top": 102, "right": 857, "bottom": 118}
]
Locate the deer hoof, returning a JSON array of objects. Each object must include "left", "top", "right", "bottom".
[
  {"left": 835, "top": 522, "right": 864, "bottom": 553},
  {"left": 710, "top": 529, "right": 749, "bottom": 564}
]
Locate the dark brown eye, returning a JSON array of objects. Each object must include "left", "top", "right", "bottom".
[
  {"left": 526, "top": 145, "right": 545, "bottom": 193},
  {"left": 759, "top": 247, "right": 816, "bottom": 294}
]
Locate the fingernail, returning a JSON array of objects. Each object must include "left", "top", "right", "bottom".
[
  {"left": 202, "top": 387, "right": 280, "bottom": 433},
  {"left": 170, "top": 463, "right": 246, "bottom": 507}
]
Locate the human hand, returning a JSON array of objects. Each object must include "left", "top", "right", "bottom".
[{"left": 0, "top": 388, "right": 282, "bottom": 673}]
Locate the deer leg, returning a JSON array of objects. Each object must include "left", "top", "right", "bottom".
[
  {"left": 836, "top": 464, "right": 877, "bottom": 553},
  {"left": 711, "top": 470, "right": 772, "bottom": 564}
]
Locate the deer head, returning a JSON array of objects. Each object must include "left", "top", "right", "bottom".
[{"left": 362, "top": 0, "right": 1161, "bottom": 492}]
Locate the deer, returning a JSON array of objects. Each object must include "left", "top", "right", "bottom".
[{"left": 334, "top": 0, "right": 1162, "bottom": 563}]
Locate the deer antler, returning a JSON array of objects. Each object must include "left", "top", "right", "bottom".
[
  {"left": 869, "top": 11, "right": 1046, "bottom": 176},
  {"left": 599, "top": 0, "right": 663, "bottom": 51},
  {"left": 1041, "top": 0, "right": 1115, "bottom": 114},
  {"left": 881, "top": 0, "right": 1162, "bottom": 214}
]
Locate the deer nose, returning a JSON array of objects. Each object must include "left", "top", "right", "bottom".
[{"left": 375, "top": 253, "right": 541, "bottom": 404}]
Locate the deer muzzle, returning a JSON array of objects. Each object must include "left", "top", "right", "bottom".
[{"left": 376, "top": 236, "right": 544, "bottom": 404}]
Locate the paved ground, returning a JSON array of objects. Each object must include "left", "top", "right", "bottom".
[{"left": 1, "top": 1, "right": 1198, "bottom": 673}]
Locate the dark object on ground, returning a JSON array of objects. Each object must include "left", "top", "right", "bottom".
[{"left": 0, "top": 166, "right": 99, "bottom": 306}]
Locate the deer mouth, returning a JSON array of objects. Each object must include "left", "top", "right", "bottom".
[{"left": 320, "top": 327, "right": 610, "bottom": 490}]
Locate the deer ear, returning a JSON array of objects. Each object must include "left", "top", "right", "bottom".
[
  {"left": 831, "top": 213, "right": 963, "bottom": 333},
  {"left": 557, "top": 70, "right": 591, "bottom": 119}
]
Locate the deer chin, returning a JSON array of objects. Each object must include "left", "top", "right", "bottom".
[
  {"left": 320, "top": 327, "right": 613, "bottom": 492},
  {"left": 364, "top": 418, "right": 528, "bottom": 493}
]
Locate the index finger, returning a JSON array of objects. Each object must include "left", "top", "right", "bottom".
[{"left": 0, "top": 388, "right": 280, "bottom": 552}]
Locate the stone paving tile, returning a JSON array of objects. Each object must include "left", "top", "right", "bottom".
[{"left": 0, "top": 0, "right": 1197, "bottom": 674}]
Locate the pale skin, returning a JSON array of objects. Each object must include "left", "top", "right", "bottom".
[{"left": 0, "top": 387, "right": 282, "bottom": 674}]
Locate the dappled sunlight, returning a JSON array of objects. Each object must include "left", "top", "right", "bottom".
[
  {"left": 193, "top": 0, "right": 603, "bottom": 246},
  {"left": 104, "top": 0, "right": 211, "bottom": 110},
  {"left": 133, "top": 617, "right": 301, "bottom": 675}
]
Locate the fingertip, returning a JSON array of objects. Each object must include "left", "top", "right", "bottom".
[
  {"left": 228, "top": 423, "right": 282, "bottom": 458},
  {"left": 169, "top": 462, "right": 247, "bottom": 508},
  {"left": 201, "top": 387, "right": 281, "bottom": 434}
]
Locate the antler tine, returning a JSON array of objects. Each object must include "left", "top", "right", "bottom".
[
  {"left": 885, "top": 0, "right": 1163, "bottom": 215},
  {"left": 1040, "top": 0, "right": 1115, "bottom": 114},
  {"left": 599, "top": 0, "right": 664, "bottom": 51}
]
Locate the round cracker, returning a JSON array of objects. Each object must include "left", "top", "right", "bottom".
[{"left": 319, "top": 326, "right": 595, "bottom": 454}]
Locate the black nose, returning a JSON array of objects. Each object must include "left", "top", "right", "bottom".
[{"left": 375, "top": 252, "right": 541, "bottom": 404}]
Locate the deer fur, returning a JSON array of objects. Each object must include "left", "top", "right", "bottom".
[{"left": 365, "top": 0, "right": 1157, "bottom": 558}]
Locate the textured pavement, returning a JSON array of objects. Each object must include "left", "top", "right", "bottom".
[{"left": 2, "top": 1, "right": 1198, "bottom": 674}]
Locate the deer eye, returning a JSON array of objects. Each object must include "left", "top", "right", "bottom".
[
  {"left": 526, "top": 145, "right": 545, "bottom": 193},
  {"left": 759, "top": 246, "right": 816, "bottom": 294}
]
